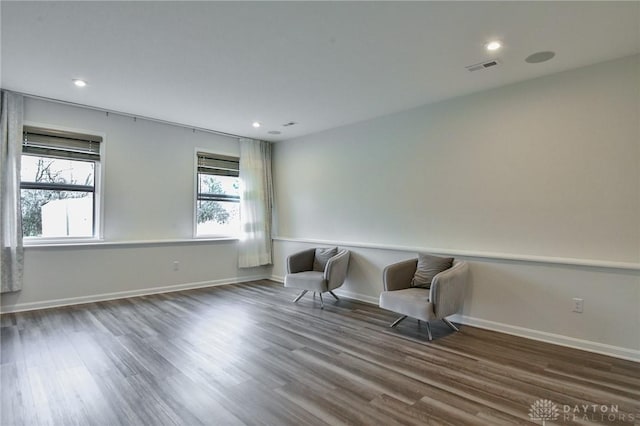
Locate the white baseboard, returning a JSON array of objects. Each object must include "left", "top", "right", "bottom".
[
  {"left": 332, "top": 289, "right": 379, "bottom": 305},
  {"left": 271, "top": 275, "right": 379, "bottom": 304},
  {"left": 450, "top": 314, "right": 640, "bottom": 363},
  {"left": 0, "top": 274, "right": 270, "bottom": 314},
  {"left": 274, "top": 280, "right": 639, "bottom": 363}
]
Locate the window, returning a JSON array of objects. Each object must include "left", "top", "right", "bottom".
[
  {"left": 195, "top": 152, "right": 240, "bottom": 237},
  {"left": 21, "top": 126, "right": 101, "bottom": 239}
]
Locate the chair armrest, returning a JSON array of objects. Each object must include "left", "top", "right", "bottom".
[
  {"left": 383, "top": 258, "right": 418, "bottom": 291},
  {"left": 325, "top": 250, "right": 350, "bottom": 291},
  {"left": 429, "top": 261, "right": 469, "bottom": 319},
  {"left": 287, "top": 248, "right": 316, "bottom": 274}
]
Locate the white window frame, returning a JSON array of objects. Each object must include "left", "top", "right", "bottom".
[
  {"left": 193, "top": 148, "right": 240, "bottom": 239},
  {"left": 21, "top": 122, "right": 105, "bottom": 245}
]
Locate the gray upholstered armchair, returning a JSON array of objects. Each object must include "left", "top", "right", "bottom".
[
  {"left": 379, "top": 258, "right": 469, "bottom": 340},
  {"left": 284, "top": 248, "right": 350, "bottom": 309}
]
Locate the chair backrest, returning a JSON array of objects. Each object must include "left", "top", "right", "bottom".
[
  {"left": 286, "top": 248, "right": 316, "bottom": 274},
  {"left": 325, "top": 249, "right": 350, "bottom": 291},
  {"left": 430, "top": 260, "right": 469, "bottom": 319}
]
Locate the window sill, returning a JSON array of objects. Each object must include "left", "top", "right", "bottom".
[
  {"left": 24, "top": 237, "right": 102, "bottom": 246},
  {"left": 23, "top": 237, "right": 238, "bottom": 249}
]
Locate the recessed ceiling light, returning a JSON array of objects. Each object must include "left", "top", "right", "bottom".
[
  {"left": 252, "top": 121, "right": 261, "bottom": 128},
  {"left": 485, "top": 41, "right": 502, "bottom": 51},
  {"left": 73, "top": 79, "right": 87, "bottom": 87}
]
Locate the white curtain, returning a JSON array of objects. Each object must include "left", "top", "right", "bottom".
[
  {"left": 0, "top": 90, "right": 24, "bottom": 293},
  {"left": 238, "top": 138, "right": 273, "bottom": 268}
]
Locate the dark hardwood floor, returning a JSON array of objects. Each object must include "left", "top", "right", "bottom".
[{"left": 1, "top": 280, "right": 639, "bottom": 425}]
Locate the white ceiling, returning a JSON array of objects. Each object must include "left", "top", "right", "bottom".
[{"left": 1, "top": 1, "right": 639, "bottom": 142}]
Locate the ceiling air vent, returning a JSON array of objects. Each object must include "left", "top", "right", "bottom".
[
  {"left": 282, "top": 122, "right": 297, "bottom": 127},
  {"left": 466, "top": 59, "right": 501, "bottom": 72}
]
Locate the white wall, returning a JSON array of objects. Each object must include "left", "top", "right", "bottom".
[
  {"left": 1, "top": 99, "right": 270, "bottom": 312},
  {"left": 272, "top": 55, "right": 640, "bottom": 360}
]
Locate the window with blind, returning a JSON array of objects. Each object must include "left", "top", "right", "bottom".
[
  {"left": 195, "top": 151, "right": 240, "bottom": 237},
  {"left": 21, "top": 126, "right": 102, "bottom": 239}
]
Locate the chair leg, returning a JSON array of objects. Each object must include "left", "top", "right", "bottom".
[
  {"left": 443, "top": 318, "right": 459, "bottom": 332},
  {"left": 293, "top": 290, "right": 308, "bottom": 303},
  {"left": 318, "top": 292, "right": 324, "bottom": 309},
  {"left": 329, "top": 291, "right": 340, "bottom": 301},
  {"left": 425, "top": 322, "right": 433, "bottom": 341},
  {"left": 390, "top": 315, "right": 407, "bottom": 328}
]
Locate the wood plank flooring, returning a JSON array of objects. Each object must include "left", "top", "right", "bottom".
[{"left": 1, "top": 280, "right": 639, "bottom": 425}]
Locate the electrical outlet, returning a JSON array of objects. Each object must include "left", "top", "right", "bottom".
[
  {"left": 572, "top": 298, "right": 584, "bottom": 313},
  {"left": 173, "top": 261, "right": 180, "bottom": 271}
]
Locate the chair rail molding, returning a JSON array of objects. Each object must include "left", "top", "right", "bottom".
[{"left": 273, "top": 237, "right": 640, "bottom": 272}]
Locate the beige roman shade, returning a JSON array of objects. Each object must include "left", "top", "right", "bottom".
[{"left": 22, "top": 126, "right": 101, "bottom": 161}]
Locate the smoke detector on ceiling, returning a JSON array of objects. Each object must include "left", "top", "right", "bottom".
[{"left": 465, "top": 59, "right": 501, "bottom": 72}]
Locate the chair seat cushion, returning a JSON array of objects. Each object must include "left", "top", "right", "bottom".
[
  {"left": 379, "top": 288, "right": 435, "bottom": 322},
  {"left": 284, "top": 271, "right": 327, "bottom": 292}
]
